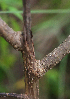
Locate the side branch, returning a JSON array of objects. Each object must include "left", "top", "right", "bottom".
[
  {"left": 0, "top": 93, "right": 29, "bottom": 99},
  {"left": 35, "top": 35, "right": 70, "bottom": 78},
  {"left": 0, "top": 18, "right": 23, "bottom": 51}
]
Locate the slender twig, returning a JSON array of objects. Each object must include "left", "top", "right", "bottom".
[
  {"left": 23, "top": 0, "right": 32, "bottom": 47},
  {"left": 0, "top": 93, "right": 29, "bottom": 99}
]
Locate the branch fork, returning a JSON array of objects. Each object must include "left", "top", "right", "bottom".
[
  {"left": 0, "top": 0, "right": 70, "bottom": 98},
  {"left": 0, "top": 16, "right": 70, "bottom": 98}
]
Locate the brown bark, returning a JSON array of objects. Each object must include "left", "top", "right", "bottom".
[
  {"left": 0, "top": 17, "right": 70, "bottom": 98},
  {"left": 36, "top": 35, "right": 70, "bottom": 77},
  {"left": 0, "top": 93, "right": 29, "bottom": 99},
  {"left": 0, "top": 17, "right": 70, "bottom": 77},
  {"left": 22, "top": 0, "right": 39, "bottom": 99},
  {"left": 0, "top": 18, "right": 23, "bottom": 51},
  {"left": 0, "top": 0, "right": 70, "bottom": 99}
]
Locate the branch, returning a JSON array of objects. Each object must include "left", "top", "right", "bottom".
[
  {"left": 23, "top": 0, "right": 31, "bottom": 45},
  {"left": 0, "top": 93, "right": 29, "bottom": 99},
  {"left": 0, "top": 18, "right": 24, "bottom": 51},
  {"left": 35, "top": 35, "right": 70, "bottom": 78},
  {"left": 22, "top": 0, "right": 34, "bottom": 53}
]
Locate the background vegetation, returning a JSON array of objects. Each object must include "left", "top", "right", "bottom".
[{"left": 0, "top": 0, "right": 70, "bottom": 99}]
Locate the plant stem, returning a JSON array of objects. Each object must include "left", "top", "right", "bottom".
[{"left": 22, "top": 0, "right": 39, "bottom": 98}]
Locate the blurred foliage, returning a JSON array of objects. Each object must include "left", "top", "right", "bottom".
[{"left": 0, "top": 0, "right": 70, "bottom": 99}]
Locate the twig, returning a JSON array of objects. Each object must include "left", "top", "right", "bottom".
[
  {"left": 0, "top": 18, "right": 23, "bottom": 51},
  {"left": 0, "top": 93, "right": 29, "bottom": 99},
  {"left": 23, "top": 0, "right": 31, "bottom": 45},
  {"left": 35, "top": 35, "right": 70, "bottom": 77}
]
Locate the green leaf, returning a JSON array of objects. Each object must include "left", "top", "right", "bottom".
[{"left": 8, "top": 6, "right": 22, "bottom": 20}]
